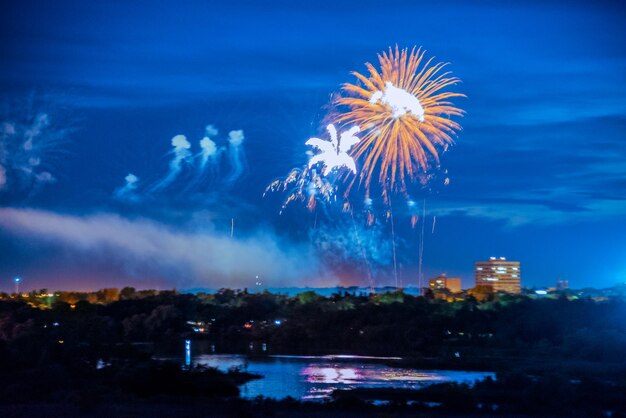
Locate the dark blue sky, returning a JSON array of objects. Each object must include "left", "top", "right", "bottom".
[{"left": 1, "top": 0, "right": 625, "bottom": 291}]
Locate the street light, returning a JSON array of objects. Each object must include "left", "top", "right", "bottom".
[{"left": 14, "top": 276, "right": 22, "bottom": 295}]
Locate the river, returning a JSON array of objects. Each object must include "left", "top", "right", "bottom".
[{"left": 190, "top": 353, "right": 495, "bottom": 400}]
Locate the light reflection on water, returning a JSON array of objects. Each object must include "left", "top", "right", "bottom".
[{"left": 192, "top": 354, "right": 495, "bottom": 400}]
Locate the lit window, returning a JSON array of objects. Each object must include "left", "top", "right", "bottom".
[{"left": 477, "top": 267, "right": 483, "bottom": 271}]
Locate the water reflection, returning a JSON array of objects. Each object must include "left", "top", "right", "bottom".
[{"left": 192, "top": 354, "right": 495, "bottom": 400}]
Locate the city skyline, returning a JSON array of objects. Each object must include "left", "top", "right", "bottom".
[{"left": 1, "top": 0, "right": 626, "bottom": 292}]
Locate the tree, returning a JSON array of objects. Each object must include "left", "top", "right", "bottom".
[{"left": 468, "top": 285, "right": 495, "bottom": 302}]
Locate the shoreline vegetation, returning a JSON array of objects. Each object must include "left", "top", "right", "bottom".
[{"left": 1, "top": 286, "right": 625, "bottom": 416}]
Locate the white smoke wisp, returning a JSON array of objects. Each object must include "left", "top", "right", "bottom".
[
  {"left": 306, "top": 124, "right": 360, "bottom": 176},
  {"left": 228, "top": 130, "right": 244, "bottom": 147},
  {"left": 205, "top": 124, "right": 219, "bottom": 137},
  {"left": 122, "top": 124, "right": 248, "bottom": 199},
  {"left": 149, "top": 134, "right": 193, "bottom": 192},
  {"left": 0, "top": 109, "right": 66, "bottom": 195},
  {"left": 171, "top": 134, "right": 191, "bottom": 149},
  {"left": 114, "top": 173, "right": 140, "bottom": 202},
  {"left": 370, "top": 81, "right": 425, "bottom": 121},
  {"left": 224, "top": 129, "right": 247, "bottom": 185},
  {"left": 0, "top": 207, "right": 330, "bottom": 288},
  {"left": 183, "top": 135, "right": 223, "bottom": 194},
  {"left": 199, "top": 137, "right": 218, "bottom": 168}
]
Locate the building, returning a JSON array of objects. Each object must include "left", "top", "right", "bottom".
[
  {"left": 429, "top": 274, "right": 462, "bottom": 293},
  {"left": 556, "top": 279, "right": 569, "bottom": 290},
  {"left": 474, "top": 257, "right": 521, "bottom": 293}
]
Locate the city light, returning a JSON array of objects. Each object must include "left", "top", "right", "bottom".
[{"left": 13, "top": 276, "right": 22, "bottom": 294}]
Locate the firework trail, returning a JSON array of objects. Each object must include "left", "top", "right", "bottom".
[
  {"left": 418, "top": 199, "right": 426, "bottom": 292},
  {"left": 349, "top": 209, "right": 374, "bottom": 292},
  {"left": 114, "top": 173, "right": 140, "bottom": 201},
  {"left": 149, "top": 134, "right": 192, "bottom": 193},
  {"left": 388, "top": 195, "right": 399, "bottom": 288},
  {"left": 336, "top": 46, "right": 464, "bottom": 199},
  {"left": 306, "top": 124, "right": 361, "bottom": 176},
  {"left": 224, "top": 130, "right": 247, "bottom": 186}
]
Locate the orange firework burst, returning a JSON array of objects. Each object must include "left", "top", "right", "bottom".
[{"left": 336, "top": 46, "right": 464, "bottom": 198}]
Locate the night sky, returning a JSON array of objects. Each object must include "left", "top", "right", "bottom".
[{"left": 1, "top": 0, "right": 625, "bottom": 292}]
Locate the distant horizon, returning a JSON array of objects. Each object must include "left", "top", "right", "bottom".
[{"left": 5, "top": 282, "right": 626, "bottom": 295}]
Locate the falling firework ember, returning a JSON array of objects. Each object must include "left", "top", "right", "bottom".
[
  {"left": 336, "top": 46, "right": 464, "bottom": 198},
  {"left": 264, "top": 166, "right": 335, "bottom": 213}
]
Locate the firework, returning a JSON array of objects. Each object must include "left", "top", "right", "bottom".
[
  {"left": 264, "top": 166, "right": 335, "bottom": 213},
  {"left": 265, "top": 124, "right": 361, "bottom": 213},
  {"left": 336, "top": 46, "right": 464, "bottom": 198},
  {"left": 306, "top": 124, "right": 361, "bottom": 176}
]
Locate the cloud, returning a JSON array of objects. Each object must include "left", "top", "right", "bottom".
[{"left": 0, "top": 208, "right": 330, "bottom": 288}]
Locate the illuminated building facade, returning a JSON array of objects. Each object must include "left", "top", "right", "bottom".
[
  {"left": 428, "top": 274, "right": 462, "bottom": 293},
  {"left": 474, "top": 257, "right": 521, "bottom": 293}
]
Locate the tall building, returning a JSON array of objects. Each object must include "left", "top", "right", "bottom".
[
  {"left": 556, "top": 279, "right": 569, "bottom": 290},
  {"left": 474, "top": 257, "right": 521, "bottom": 293},
  {"left": 429, "top": 274, "right": 462, "bottom": 293}
]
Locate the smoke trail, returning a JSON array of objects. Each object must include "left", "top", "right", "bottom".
[
  {"left": 418, "top": 199, "right": 426, "bottom": 292},
  {"left": 114, "top": 173, "right": 140, "bottom": 202},
  {"left": 199, "top": 124, "right": 221, "bottom": 171},
  {"left": 182, "top": 124, "right": 225, "bottom": 195},
  {"left": 148, "top": 134, "right": 192, "bottom": 192},
  {"left": 199, "top": 136, "right": 219, "bottom": 170},
  {"left": 309, "top": 219, "right": 393, "bottom": 284},
  {"left": 224, "top": 129, "right": 247, "bottom": 185}
]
